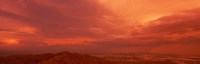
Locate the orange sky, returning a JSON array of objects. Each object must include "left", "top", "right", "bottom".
[
  {"left": 100, "top": 0, "right": 200, "bottom": 24},
  {"left": 1, "top": 0, "right": 200, "bottom": 55}
]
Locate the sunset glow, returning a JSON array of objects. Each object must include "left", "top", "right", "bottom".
[
  {"left": 0, "top": 0, "right": 200, "bottom": 56},
  {"left": 5, "top": 39, "right": 18, "bottom": 44},
  {"left": 0, "top": 38, "right": 19, "bottom": 47}
]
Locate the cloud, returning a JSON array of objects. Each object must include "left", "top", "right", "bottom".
[
  {"left": 1, "top": 0, "right": 128, "bottom": 39},
  {"left": 141, "top": 8, "right": 200, "bottom": 42},
  {"left": 87, "top": 8, "right": 200, "bottom": 55},
  {"left": 1, "top": 0, "right": 200, "bottom": 55},
  {"left": 144, "top": 8, "right": 200, "bottom": 33},
  {"left": 0, "top": 0, "right": 128, "bottom": 52}
]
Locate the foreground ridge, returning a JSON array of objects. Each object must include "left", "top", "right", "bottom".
[{"left": 0, "top": 51, "right": 110, "bottom": 64}]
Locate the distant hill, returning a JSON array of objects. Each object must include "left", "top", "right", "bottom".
[
  {"left": 0, "top": 50, "right": 33, "bottom": 56},
  {"left": 1, "top": 51, "right": 195, "bottom": 64},
  {"left": 0, "top": 51, "right": 110, "bottom": 64}
]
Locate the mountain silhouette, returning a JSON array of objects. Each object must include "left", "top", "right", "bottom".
[{"left": 0, "top": 51, "right": 110, "bottom": 64}]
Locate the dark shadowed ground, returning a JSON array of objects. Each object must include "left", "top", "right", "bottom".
[{"left": 0, "top": 51, "right": 200, "bottom": 64}]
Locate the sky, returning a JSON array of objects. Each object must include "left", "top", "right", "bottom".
[{"left": 0, "top": 0, "right": 200, "bottom": 55}]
